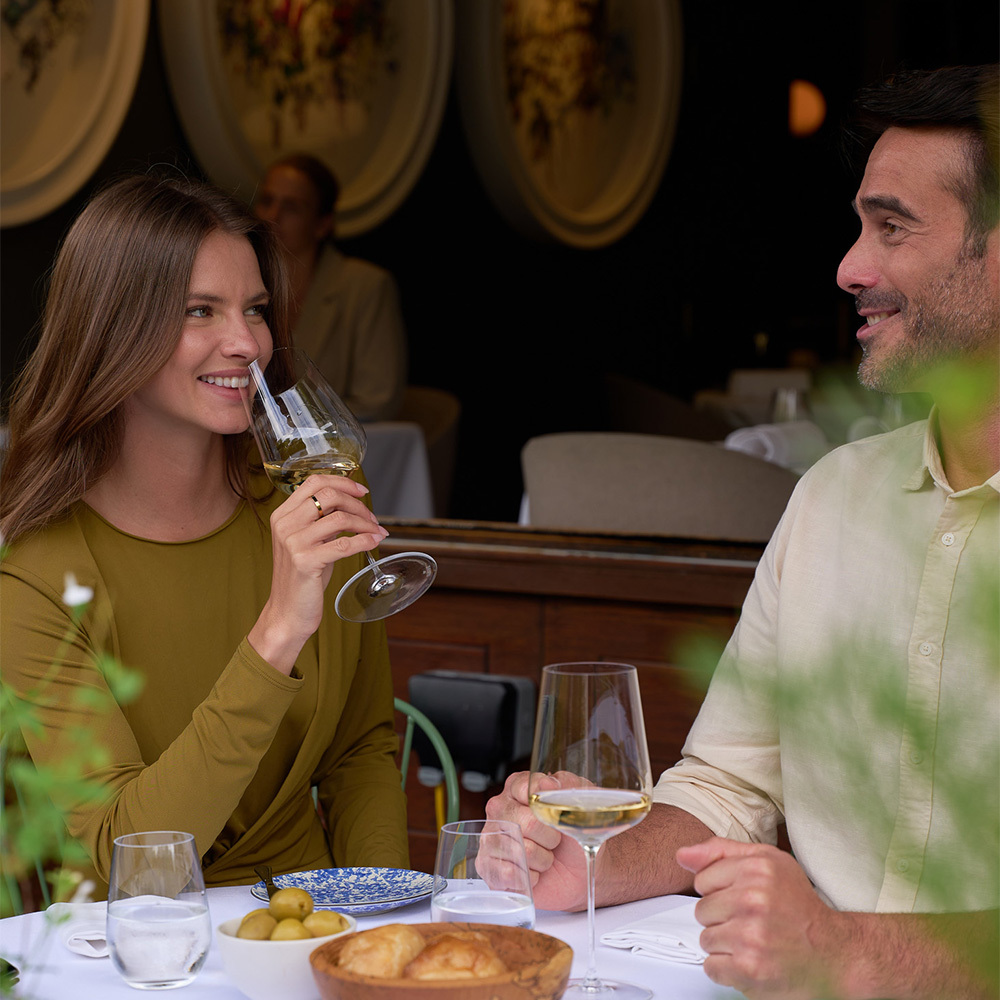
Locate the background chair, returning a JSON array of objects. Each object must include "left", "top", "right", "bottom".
[
  {"left": 395, "top": 697, "right": 460, "bottom": 830},
  {"left": 605, "top": 373, "right": 733, "bottom": 442},
  {"left": 694, "top": 367, "right": 813, "bottom": 427},
  {"left": 520, "top": 432, "right": 800, "bottom": 542},
  {"left": 396, "top": 386, "right": 461, "bottom": 518}
]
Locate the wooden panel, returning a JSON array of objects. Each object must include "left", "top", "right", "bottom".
[
  {"left": 543, "top": 600, "right": 736, "bottom": 777},
  {"left": 388, "top": 590, "right": 543, "bottom": 696},
  {"left": 381, "top": 521, "right": 762, "bottom": 607}
]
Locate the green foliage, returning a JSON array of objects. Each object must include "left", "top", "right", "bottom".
[{"left": 1, "top": 596, "right": 144, "bottom": 919}]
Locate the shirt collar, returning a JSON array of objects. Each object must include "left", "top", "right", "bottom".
[{"left": 904, "top": 406, "right": 1000, "bottom": 496}]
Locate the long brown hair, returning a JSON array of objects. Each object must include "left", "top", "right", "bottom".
[{"left": 0, "top": 173, "right": 292, "bottom": 545}]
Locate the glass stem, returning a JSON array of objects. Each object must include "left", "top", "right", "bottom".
[{"left": 582, "top": 842, "right": 602, "bottom": 991}]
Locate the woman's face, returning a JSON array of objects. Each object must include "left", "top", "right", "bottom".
[
  {"left": 126, "top": 231, "right": 273, "bottom": 442},
  {"left": 254, "top": 165, "right": 333, "bottom": 259}
]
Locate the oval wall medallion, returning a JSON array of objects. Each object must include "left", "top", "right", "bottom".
[
  {"left": 1, "top": 0, "right": 149, "bottom": 227},
  {"left": 159, "top": 0, "right": 453, "bottom": 237},
  {"left": 456, "top": 0, "right": 683, "bottom": 248}
]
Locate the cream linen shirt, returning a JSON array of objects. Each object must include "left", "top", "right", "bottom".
[{"left": 654, "top": 415, "right": 999, "bottom": 914}]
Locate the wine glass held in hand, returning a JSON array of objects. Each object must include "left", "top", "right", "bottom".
[
  {"left": 529, "top": 663, "right": 653, "bottom": 1000},
  {"left": 241, "top": 347, "right": 436, "bottom": 622}
]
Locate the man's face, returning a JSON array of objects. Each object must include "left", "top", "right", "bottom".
[{"left": 836, "top": 126, "right": 999, "bottom": 394}]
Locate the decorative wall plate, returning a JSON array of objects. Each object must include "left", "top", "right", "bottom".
[
  {"left": 0, "top": 0, "right": 149, "bottom": 228},
  {"left": 456, "top": 0, "right": 683, "bottom": 248},
  {"left": 159, "top": 0, "right": 453, "bottom": 237}
]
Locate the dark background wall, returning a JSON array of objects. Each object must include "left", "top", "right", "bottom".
[{"left": 2, "top": 1, "right": 997, "bottom": 520}]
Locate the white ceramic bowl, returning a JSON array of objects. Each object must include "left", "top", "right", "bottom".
[{"left": 217, "top": 912, "right": 358, "bottom": 1000}]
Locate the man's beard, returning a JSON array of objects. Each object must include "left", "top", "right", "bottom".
[{"left": 857, "top": 247, "right": 998, "bottom": 394}]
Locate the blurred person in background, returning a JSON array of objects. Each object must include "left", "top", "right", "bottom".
[{"left": 254, "top": 154, "right": 407, "bottom": 422}]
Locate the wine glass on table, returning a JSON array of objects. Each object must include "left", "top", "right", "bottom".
[
  {"left": 242, "top": 346, "right": 437, "bottom": 622},
  {"left": 529, "top": 662, "right": 653, "bottom": 1000}
]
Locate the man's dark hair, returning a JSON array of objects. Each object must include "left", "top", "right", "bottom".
[{"left": 844, "top": 64, "right": 999, "bottom": 252}]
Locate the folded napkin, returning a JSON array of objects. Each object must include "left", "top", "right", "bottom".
[
  {"left": 724, "top": 420, "right": 827, "bottom": 472},
  {"left": 46, "top": 900, "right": 108, "bottom": 958},
  {"left": 600, "top": 900, "right": 708, "bottom": 964}
]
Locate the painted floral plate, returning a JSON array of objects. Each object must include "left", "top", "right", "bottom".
[{"left": 250, "top": 867, "right": 438, "bottom": 915}]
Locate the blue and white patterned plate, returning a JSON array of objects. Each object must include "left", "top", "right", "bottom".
[{"left": 250, "top": 867, "right": 437, "bottom": 915}]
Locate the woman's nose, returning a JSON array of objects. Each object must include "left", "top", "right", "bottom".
[{"left": 223, "top": 315, "right": 266, "bottom": 359}]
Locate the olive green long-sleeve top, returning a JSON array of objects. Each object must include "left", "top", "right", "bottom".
[{"left": 0, "top": 492, "right": 409, "bottom": 889}]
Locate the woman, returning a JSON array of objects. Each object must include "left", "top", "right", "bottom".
[
  {"left": 253, "top": 154, "right": 407, "bottom": 422},
  {"left": 0, "top": 173, "right": 409, "bottom": 891}
]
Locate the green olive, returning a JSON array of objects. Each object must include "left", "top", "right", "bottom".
[
  {"left": 269, "top": 887, "right": 315, "bottom": 921},
  {"left": 270, "top": 917, "right": 312, "bottom": 941},
  {"left": 236, "top": 912, "right": 278, "bottom": 940},
  {"left": 303, "top": 910, "right": 348, "bottom": 937}
]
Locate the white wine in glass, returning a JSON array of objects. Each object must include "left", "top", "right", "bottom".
[
  {"left": 529, "top": 662, "right": 653, "bottom": 1000},
  {"left": 242, "top": 347, "right": 437, "bottom": 622}
]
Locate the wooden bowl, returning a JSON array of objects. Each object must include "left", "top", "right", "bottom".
[{"left": 310, "top": 922, "right": 572, "bottom": 1000}]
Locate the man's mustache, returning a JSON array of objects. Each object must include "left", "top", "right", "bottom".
[{"left": 854, "top": 289, "right": 906, "bottom": 314}]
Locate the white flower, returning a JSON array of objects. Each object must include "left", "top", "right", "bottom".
[
  {"left": 62, "top": 572, "right": 93, "bottom": 608},
  {"left": 69, "top": 877, "right": 95, "bottom": 905}
]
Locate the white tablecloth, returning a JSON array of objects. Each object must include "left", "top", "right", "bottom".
[
  {"left": 0, "top": 887, "right": 743, "bottom": 999},
  {"left": 362, "top": 422, "right": 434, "bottom": 519}
]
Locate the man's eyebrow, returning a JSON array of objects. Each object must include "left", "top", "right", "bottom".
[{"left": 851, "top": 194, "right": 924, "bottom": 224}]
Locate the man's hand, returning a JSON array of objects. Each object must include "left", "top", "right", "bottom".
[
  {"left": 485, "top": 770, "right": 591, "bottom": 911},
  {"left": 487, "top": 776, "right": 710, "bottom": 910},
  {"left": 677, "top": 837, "right": 846, "bottom": 1000}
]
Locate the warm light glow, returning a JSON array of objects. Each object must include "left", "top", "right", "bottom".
[{"left": 789, "top": 79, "right": 826, "bottom": 136}]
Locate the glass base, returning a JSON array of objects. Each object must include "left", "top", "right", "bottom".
[
  {"left": 335, "top": 551, "right": 437, "bottom": 622},
  {"left": 124, "top": 979, "right": 197, "bottom": 990},
  {"left": 563, "top": 978, "right": 652, "bottom": 1000}
]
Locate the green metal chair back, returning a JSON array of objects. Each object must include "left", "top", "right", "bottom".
[{"left": 394, "top": 697, "right": 460, "bottom": 826}]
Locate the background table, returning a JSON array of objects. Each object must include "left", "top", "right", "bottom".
[{"left": 0, "top": 887, "right": 744, "bottom": 999}]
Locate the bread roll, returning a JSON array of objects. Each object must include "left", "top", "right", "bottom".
[
  {"left": 337, "top": 923, "right": 425, "bottom": 978},
  {"left": 403, "top": 931, "right": 508, "bottom": 980}
]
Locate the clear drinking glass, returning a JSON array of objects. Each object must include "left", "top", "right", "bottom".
[
  {"left": 529, "top": 663, "right": 653, "bottom": 1000},
  {"left": 431, "top": 819, "right": 535, "bottom": 928},
  {"left": 106, "top": 831, "right": 211, "bottom": 990},
  {"left": 241, "top": 346, "right": 437, "bottom": 622},
  {"left": 770, "top": 387, "right": 811, "bottom": 423}
]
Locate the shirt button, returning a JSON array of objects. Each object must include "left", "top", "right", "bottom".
[
  {"left": 896, "top": 859, "right": 910, "bottom": 873},
  {"left": 909, "top": 751, "right": 923, "bottom": 764},
  {"left": 919, "top": 642, "right": 933, "bottom": 656},
  {"left": 942, "top": 532, "right": 955, "bottom": 546}
]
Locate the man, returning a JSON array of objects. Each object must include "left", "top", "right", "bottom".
[
  {"left": 254, "top": 154, "right": 408, "bottom": 422},
  {"left": 488, "top": 64, "right": 999, "bottom": 999}
]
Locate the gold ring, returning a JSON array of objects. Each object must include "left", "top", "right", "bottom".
[{"left": 310, "top": 495, "right": 323, "bottom": 517}]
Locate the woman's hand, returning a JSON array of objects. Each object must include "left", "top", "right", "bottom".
[{"left": 248, "top": 474, "right": 387, "bottom": 673}]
